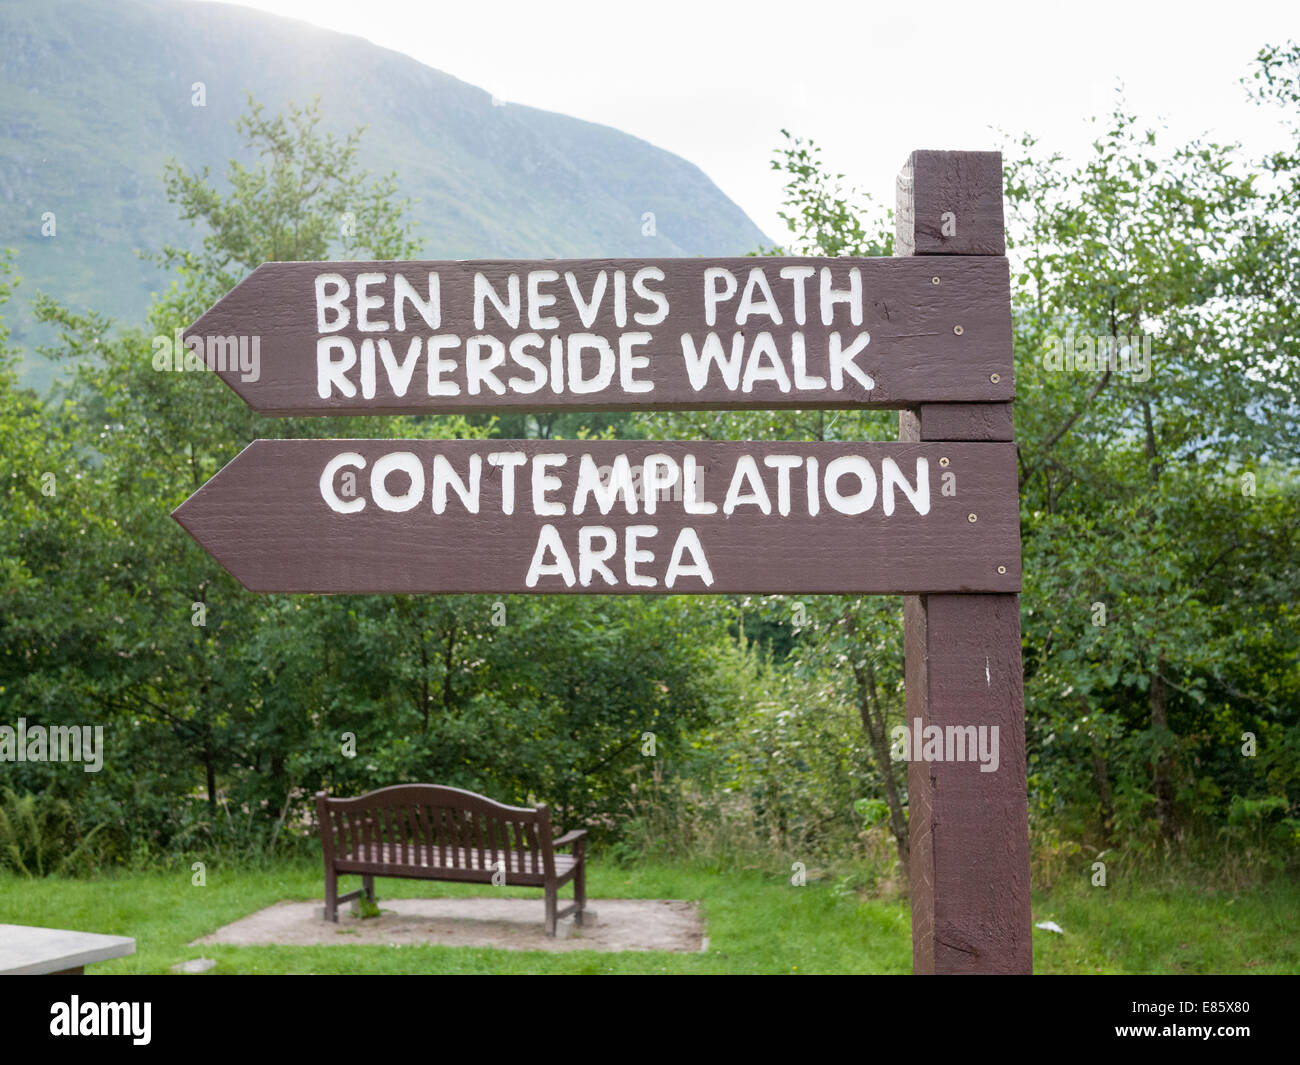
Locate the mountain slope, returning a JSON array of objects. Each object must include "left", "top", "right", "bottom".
[{"left": 0, "top": 0, "right": 770, "bottom": 387}]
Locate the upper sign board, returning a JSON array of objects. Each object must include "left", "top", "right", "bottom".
[{"left": 182, "top": 257, "right": 1014, "bottom": 415}]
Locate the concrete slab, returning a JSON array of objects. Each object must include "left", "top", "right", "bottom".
[
  {"left": 0, "top": 924, "right": 135, "bottom": 974},
  {"left": 196, "top": 898, "right": 703, "bottom": 953}
]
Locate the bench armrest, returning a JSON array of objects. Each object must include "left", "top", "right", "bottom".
[{"left": 552, "top": 829, "right": 587, "bottom": 849}]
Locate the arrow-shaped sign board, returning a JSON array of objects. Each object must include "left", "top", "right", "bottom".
[
  {"left": 181, "top": 257, "right": 1014, "bottom": 415},
  {"left": 172, "top": 439, "right": 1020, "bottom": 595}
]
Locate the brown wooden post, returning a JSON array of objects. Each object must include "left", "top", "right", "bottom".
[{"left": 896, "top": 151, "right": 1032, "bottom": 974}]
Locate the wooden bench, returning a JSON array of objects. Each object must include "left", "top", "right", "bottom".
[{"left": 316, "top": 784, "right": 587, "bottom": 935}]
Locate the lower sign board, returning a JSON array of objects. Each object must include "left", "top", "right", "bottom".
[{"left": 173, "top": 440, "right": 1021, "bottom": 595}]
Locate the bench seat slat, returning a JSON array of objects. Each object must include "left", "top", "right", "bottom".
[
  {"left": 471, "top": 809, "right": 484, "bottom": 869},
  {"left": 338, "top": 847, "right": 577, "bottom": 884},
  {"left": 335, "top": 842, "right": 572, "bottom": 875},
  {"left": 416, "top": 804, "right": 433, "bottom": 867}
]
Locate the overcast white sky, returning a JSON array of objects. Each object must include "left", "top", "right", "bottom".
[{"left": 196, "top": 0, "right": 1296, "bottom": 241}]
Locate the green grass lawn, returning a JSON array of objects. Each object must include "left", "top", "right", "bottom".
[{"left": 1, "top": 859, "right": 1295, "bottom": 974}]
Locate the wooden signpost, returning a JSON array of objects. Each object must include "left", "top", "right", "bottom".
[{"left": 175, "top": 149, "right": 1032, "bottom": 975}]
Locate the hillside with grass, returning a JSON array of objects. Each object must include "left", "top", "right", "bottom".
[{"left": 0, "top": 0, "right": 769, "bottom": 389}]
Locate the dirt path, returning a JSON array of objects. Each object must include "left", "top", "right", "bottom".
[{"left": 196, "top": 897, "right": 705, "bottom": 953}]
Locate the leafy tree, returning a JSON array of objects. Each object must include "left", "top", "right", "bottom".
[
  {"left": 6, "top": 98, "right": 455, "bottom": 853},
  {"left": 4, "top": 98, "right": 740, "bottom": 856},
  {"left": 157, "top": 94, "right": 420, "bottom": 317},
  {"left": 1007, "top": 80, "right": 1299, "bottom": 846}
]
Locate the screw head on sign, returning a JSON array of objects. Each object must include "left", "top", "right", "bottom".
[
  {"left": 939, "top": 456, "right": 950, "bottom": 467},
  {"left": 968, "top": 513, "right": 978, "bottom": 523},
  {"left": 990, "top": 373, "right": 1001, "bottom": 383},
  {"left": 953, "top": 325, "right": 964, "bottom": 335},
  {"left": 997, "top": 565, "right": 1007, "bottom": 574},
  {"left": 931, "top": 277, "right": 940, "bottom": 285}
]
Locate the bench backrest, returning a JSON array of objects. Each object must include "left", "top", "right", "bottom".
[{"left": 316, "top": 784, "right": 557, "bottom": 878}]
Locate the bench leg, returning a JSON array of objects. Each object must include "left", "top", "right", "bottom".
[
  {"left": 544, "top": 883, "right": 558, "bottom": 937},
  {"left": 574, "top": 849, "right": 586, "bottom": 927},
  {"left": 363, "top": 875, "right": 375, "bottom": 905},
  {"left": 324, "top": 867, "right": 338, "bottom": 923}
]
